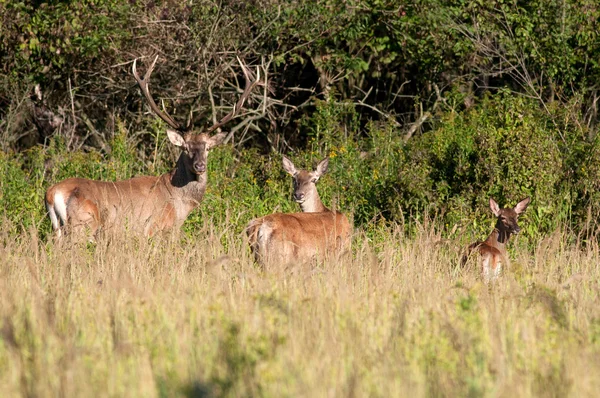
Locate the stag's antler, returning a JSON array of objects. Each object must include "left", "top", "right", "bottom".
[
  {"left": 132, "top": 55, "right": 185, "bottom": 132},
  {"left": 205, "top": 57, "right": 261, "bottom": 134},
  {"left": 133, "top": 56, "right": 261, "bottom": 134}
]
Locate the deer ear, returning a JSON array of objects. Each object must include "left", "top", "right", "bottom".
[
  {"left": 489, "top": 198, "right": 501, "bottom": 217},
  {"left": 207, "top": 131, "right": 227, "bottom": 149},
  {"left": 167, "top": 129, "right": 186, "bottom": 148},
  {"left": 282, "top": 156, "right": 298, "bottom": 176},
  {"left": 514, "top": 197, "right": 531, "bottom": 214},
  {"left": 314, "top": 157, "right": 329, "bottom": 179}
]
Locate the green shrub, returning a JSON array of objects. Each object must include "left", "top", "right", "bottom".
[
  {"left": 399, "top": 92, "right": 567, "bottom": 242},
  {"left": 1, "top": 0, "right": 132, "bottom": 83},
  {"left": 0, "top": 90, "right": 598, "bottom": 246}
]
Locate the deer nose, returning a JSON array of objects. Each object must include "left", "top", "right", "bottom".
[
  {"left": 513, "top": 226, "right": 521, "bottom": 234},
  {"left": 294, "top": 192, "right": 305, "bottom": 202},
  {"left": 194, "top": 163, "right": 206, "bottom": 173}
]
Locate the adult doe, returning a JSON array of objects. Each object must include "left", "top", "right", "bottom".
[
  {"left": 45, "top": 56, "right": 261, "bottom": 237},
  {"left": 246, "top": 156, "right": 351, "bottom": 265},
  {"left": 462, "top": 197, "right": 530, "bottom": 282}
]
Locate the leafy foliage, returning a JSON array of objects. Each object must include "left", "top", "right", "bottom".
[{"left": 1, "top": 0, "right": 131, "bottom": 83}]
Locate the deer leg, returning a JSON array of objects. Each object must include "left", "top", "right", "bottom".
[
  {"left": 146, "top": 203, "right": 176, "bottom": 237},
  {"left": 68, "top": 198, "right": 100, "bottom": 238},
  {"left": 493, "top": 257, "right": 502, "bottom": 279},
  {"left": 46, "top": 190, "right": 68, "bottom": 238},
  {"left": 482, "top": 255, "right": 492, "bottom": 283},
  {"left": 46, "top": 200, "right": 62, "bottom": 238}
]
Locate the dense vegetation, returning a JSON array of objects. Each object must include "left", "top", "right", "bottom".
[
  {"left": 2, "top": 218, "right": 599, "bottom": 397},
  {"left": 1, "top": 1, "right": 600, "bottom": 396},
  {"left": 2, "top": 0, "right": 600, "bottom": 239}
]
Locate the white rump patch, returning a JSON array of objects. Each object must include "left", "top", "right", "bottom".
[
  {"left": 257, "top": 222, "right": 274, "bottom": 249},
  {"left": 48, "top": 191, "right": 68, "bottom": 237},
  {"left": 46, "top": 200, "right": 59, "bottom": 231},
  {"left": 54, "top": 191, "right": 68, "bottom": 224}
]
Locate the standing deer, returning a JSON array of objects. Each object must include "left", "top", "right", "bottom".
[
  {"left": 462, "top": 197, "right": 530, "bottom": 282},
  {"left": 246, "top": 156, "right": 351, "bottom": 265},
  {"left": 45, "top": 56, "right": 261, "bottom": 238}
]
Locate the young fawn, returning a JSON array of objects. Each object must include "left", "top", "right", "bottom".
[
  {"left": 462, "top": 197, "right": 530, "bottom": 282},
  {"left": 246, "top": 156, "right": 351, "bottom": 266}
]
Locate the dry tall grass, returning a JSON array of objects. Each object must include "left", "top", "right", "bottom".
[{"left": 0, "top": 215, "right": 598, "bottom": 397}]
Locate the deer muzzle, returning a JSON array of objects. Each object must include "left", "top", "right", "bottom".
[{"left": 194, "top": 163, "right": 206, "bottom": 174}]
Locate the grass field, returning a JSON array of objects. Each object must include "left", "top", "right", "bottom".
[
  {"left": 3, "top": 0, "right": 600, "bottom": 395},
  {"left": 0, "top": 214, "right": 598, "bottom": 397}
]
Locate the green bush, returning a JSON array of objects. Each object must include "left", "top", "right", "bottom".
[
  {"left": 397, "top": 92, "right": 573, "bottom": 241},
  {"left": 1, "top": 0, "right": 132, "bottom": 83},
  {"left": 0, "top": 90, "right": 599, "bottom": 247}
]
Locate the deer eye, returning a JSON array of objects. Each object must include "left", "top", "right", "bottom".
[{"left": 311, "top": 178, "right": 318, "bottom": 183}]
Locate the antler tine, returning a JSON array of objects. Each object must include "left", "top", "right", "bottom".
[
  {"left": 205, "top": 57, "right": 262, "bottom": 134},
  {"left": 132, "top": 55, "right": 183, "bottom": 131}
]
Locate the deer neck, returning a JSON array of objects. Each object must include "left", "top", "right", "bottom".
[
  {"left": 300, "top": 190, "right": 329, "bottom": 213},
  {"left": 168, "top": 155, "right": 208, "bottom": 205},
  {"left": 484, "top": 221, "right": 512, "bottom": 251}
]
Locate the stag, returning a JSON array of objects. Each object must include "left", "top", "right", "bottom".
[{"left": 45, "top": 56, "right": 261, "bottom": 237}]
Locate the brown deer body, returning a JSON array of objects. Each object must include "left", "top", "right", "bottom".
[
  {"left": 45, "top": 56, "right": 260, "bottom": 237},
  {"left": 462, "top": 197, "right": 530, "bottom": 282},
  {"left": 246, "top": 157, "right": 351, "bottom": 265}
]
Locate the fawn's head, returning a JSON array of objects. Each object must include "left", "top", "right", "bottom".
[
  {"left": 490, "top": 197, "right": 530, "bottom": 235},
  {"left": 282, "top": 156, "right": 329, "bottom": 205}
]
